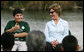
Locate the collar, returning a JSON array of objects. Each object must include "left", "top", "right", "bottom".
[{"left": 51, "top": 18, "right": 62, "bottom": 26}]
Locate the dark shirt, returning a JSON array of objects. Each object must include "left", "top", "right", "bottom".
[{"left": 4, "top": 20, "right": 30, "bottom": 41}]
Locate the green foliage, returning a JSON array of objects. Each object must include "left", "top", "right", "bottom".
[{"left": 1, "top": 1, "right": 83, "bottom": 10}]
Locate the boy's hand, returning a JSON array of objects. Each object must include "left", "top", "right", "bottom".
[{"left": 14, "top": 23, "right": 20, "bottom": 30}]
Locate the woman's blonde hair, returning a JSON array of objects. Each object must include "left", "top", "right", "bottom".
[{"left": 49, "top": 3, "right": 61, "bottom": 17}]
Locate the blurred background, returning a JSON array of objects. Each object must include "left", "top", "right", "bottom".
[
  {"left": 1, "top": 1, "right": 83, "bottom": 10},
  {"left": 1, "top": 1, "right": 83, "bottom": 51}
]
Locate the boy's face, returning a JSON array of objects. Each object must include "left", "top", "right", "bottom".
[{"left": 14, "top": 13, "right": 23, "bottom": 23}]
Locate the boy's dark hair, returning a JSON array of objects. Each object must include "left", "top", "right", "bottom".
[
  {"left": 13, "top": 8, "right": 23, "bottom": 16},
  {"left": 62, "top": 35, "right": 78, "bottom": 51},
  {"left": 26, "top": 30, "right": 46, "bottom": 51},
  {"left": 1, "top": 32, "right": 14, "bottom": 51}
]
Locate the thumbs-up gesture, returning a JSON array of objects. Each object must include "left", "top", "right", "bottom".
[{"left": 14, "top": 23, "right": 20, "bottom": 30}]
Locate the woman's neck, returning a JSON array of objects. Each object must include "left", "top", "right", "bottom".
[
  {"left": 54, "top": 17, "right": 60, "bottom": 25},
  {"left": 54, "top": 16, "right": 60, "bottom": 21}
]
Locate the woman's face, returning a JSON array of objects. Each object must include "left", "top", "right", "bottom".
[
  {"left": 14, "top": 13, "right": 23, "bottom": 23},
  {"left": 49, "top": 9, "right": 59, "bottom": 20}
]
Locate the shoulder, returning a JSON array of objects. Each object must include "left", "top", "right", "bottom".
[
  {"left": 60, "top": 19, "right": 69, "bottom": 27},
  {"left": 21, "top": 21, "right": 29, "bottom": 26},
  {"left": 21, "top": 21, "right": 28, "bottom": 24},
  {"left": 46, "top": 20, "right": 52, "bottom": 25},
  {"left": 60, "top": 19, "right": 68, "bottom": 24},
  {"left": 7, "top": 20, "right": 15, "bottom": 23}
]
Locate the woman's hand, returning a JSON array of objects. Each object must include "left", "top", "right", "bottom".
[{"left": 51, "top": 40, "right": 59, "bottom": 49}]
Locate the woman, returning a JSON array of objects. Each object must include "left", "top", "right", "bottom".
[{"left": 45, "top": 3, "right": 69, "bottom": 51}]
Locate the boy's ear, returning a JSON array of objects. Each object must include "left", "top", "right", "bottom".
[
  {"left": 61, "top": 46, "right": 64, "bottom": 51},
  {"left": 76, "top": 45, "right": 80, "bottom": 51}
]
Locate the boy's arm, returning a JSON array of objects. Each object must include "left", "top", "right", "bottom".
[{"left": 14, "top": 32, "right": 28, "bottom": 37}]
